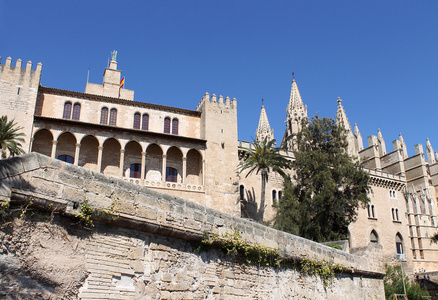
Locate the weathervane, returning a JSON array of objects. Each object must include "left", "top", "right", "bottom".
[{"left": 292, "top": 72, "right": 295, "bottom": 80}]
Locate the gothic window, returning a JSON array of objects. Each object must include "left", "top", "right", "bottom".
[
  {"left": 272, "top": 190, "right": 277, "bottom": 201},
  {"left": 172, "top": 118, "right": 179, "bottom": 135},
  {"left": 130, "top": 163, "right": 141, "bottom": 179},
  {"left": 166, "top": 167, "right": 178, "bottom": 182},
  {"left": 58, "top": 154, "right": 74, "bottom": 164},
  {"left": 100, "top": 107, "right": 108, "bottom": 124},
  {"left": 278, "top": 191, "right": 282, "bottom": 200},
  {"left": 240, "top": 185, "right": 245, "bottom": 200},
  {"left": 72, "top": 103, "right": 81, "bottom": 120},
  {"left": 164, "top": 117, "right": 171, "bottom": 134},
  {"left": 133, "top": 113, "right": 141, "bottom": 129},
  {"left": 370, "top": 230, "right": 379, "bottom": 244},
  {"left": 109, "top": 108, "right": 117, "bottom": 126},
  {"left": 142, "top": 114, "right": 149, "bottom": 130},
  {"left": 396, "top": 233, "right": 403, "bottom": 254},
  {"left": 63, "top": 102, "right": 72, "bottom": 119}
]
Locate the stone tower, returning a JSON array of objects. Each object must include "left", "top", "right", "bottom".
[
  {"left": 196, "top": 93, "right": 240, "bottom": 216},
  {"left": 255, "top": 102, "right": 274, "bottom": 142},
  {"left": 281, "top": 79, "right": 307, "bottom": 151},
  {"left": 85, "top": 51, "right": 134, "bottom": 100},
  {"left": 0, "top": 57, "right": 42, "bottom": 153}
]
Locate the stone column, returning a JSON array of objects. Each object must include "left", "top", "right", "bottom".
[
  {"left": 182, "top": 157, "right": 187, "bottom": 183},
  {"left": 119, "top": 149, "right": 125, "bottom": 178},
  {"left": 97, "top": 146, "right": 103, "bottom": 173},
  {"left": 162, "top": 155, "right": 167, "bottom": 182},
  {"left": 51, "top": 140, "right": 58, "bottom": 158},
  {"left": 74, "top": 143, "right": 81, "bottom": 166},
  {"left": 141, "top": 151, "right": 146, "bottom": 180}
]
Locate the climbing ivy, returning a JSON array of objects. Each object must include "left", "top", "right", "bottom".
[{"left": 198, "top": 229, "right": 347, "bottom": 286}]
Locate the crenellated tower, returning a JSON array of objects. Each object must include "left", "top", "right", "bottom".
[
  {"left": 281, "top": 78, "right": 307, "bottom": 151},
  {"left": 196, "top": 92, "right": 240, "bottom": 216},
  {"left": 255, "top": 101, "right": 274, "bottom": 142},
  {"left": 0, "top": 56, "right": 42, "bottom": 153}
]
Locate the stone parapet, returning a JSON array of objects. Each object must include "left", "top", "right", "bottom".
[{"left": 0, "top": 153, "right": 385, "bottom": 279}]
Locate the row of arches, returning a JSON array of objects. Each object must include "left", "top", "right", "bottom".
[{"left": 31, "top": 129, "right": 203, "bottom": 184}]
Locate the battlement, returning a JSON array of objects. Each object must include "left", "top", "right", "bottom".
[
  {"left": 196, "top": 92, "right": 237, "bottom": 111},
  {"left": 0, "top": 56, "right": 42, "bottom": 79}
]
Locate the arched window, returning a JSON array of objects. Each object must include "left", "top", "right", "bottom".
[
  {"left": 370, "top": 230, "right": 379, "bottom": 244},
  {"left": 63, "top": 102, "right": 72, "bottom": 119},
  {"left": 392, "top": 208, "right": 395, "bottom": 220},
  {"left": 58, "top": 154, "right": 74, "bottom": 164},
  {"left": 172, "top": 118, "right": 179, "bottom": 135},
  {"left": 166, "top": 167, "right": 178, "bottom": 182},
  {"left": 278, "top": 191, "right": 282, "bottom": 200},
  {"left": 367, "top": 204, "right": 371, "bottom": 218},
  {"left": 164, "top": 117, "right": 171, "bottom": 134},
  {"left": 109, "top": 108, "right": 117, "bottom": 126},
  {"left": 240, "top": 185, "right": 245, "bottom": 200},
  {"left": 130, "top": 163, "right": 141, "bottom": 178},
  {"left": 272, "top": 190, "right": 277, "bottom": 201},
  {"left": 133, "top": 113, "right": 141, "bottom": 129},
  {"left": 100, "top": 107, "right": 108, "bottom": 124},
  {"left": 142, "top": 114, "right": 149, "bottom": 130},
  {"left": 396, "top": 209, "right": 399, "bottom": 221},
  {"left": 396, "top": 233, "right": 403, "bottom": 254},
  {"left": 371, "top": 205, "right": 376, "bottom": 218},
  {"left": 72, "top": 103, "right": 81, "bottom": 120}
]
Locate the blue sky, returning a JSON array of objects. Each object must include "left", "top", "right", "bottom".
[{"left": 2, "top": 1, "right": 438, "bottom": 159}]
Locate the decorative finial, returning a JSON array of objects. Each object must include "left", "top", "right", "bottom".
[
  {"left": 111, "top": 50, "right": 118, "bottom": 61},
  {"left": 337, "top": 97, "right": 342, "bottom": 104},
  {"left": 262, "top": 98, "right": 264, "bottom": 106},
  {"left": 292, "top": 72, "right": 295, "bottom": 80}
]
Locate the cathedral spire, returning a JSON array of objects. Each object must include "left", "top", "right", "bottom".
[
  {"left": 335, "top": 97, "right": 357, "bottom": 157},
  {"left": 255, "top": 100, "right": 274, "bottom": 142},
  {"left": 281, "top": 77, "right": 308, "bottom": 150},
  {"left": 336, "top": 97, "right": 351, "bottom": 132},
  {"left": 426, "top": 138, "right": 436, "bottom": 164}
]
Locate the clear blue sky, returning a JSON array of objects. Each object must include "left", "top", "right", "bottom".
[{"left": 2, "top": 1, "right": 438, "bottom": 158}]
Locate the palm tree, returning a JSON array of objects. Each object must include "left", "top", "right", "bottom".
[
  {"left": 0, "top": 116, "right": 25, "bottom": 158},
  {"left": 238, "top": 137, "right": 291, "bottom": 221}
]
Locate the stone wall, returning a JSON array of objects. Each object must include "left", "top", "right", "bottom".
[{"left": 0, "top": 153, "right": 386, "bottom": 299}]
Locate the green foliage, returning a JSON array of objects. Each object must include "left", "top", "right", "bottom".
[
  {"left": 299, "top": 258, "right": 347, "bottom": 286},
  {"left": 0, "top": 115, "right": 25, "bottom": 158},
  {"left": 199, "top": 229, "right": 346, "bottom": 286},
  {"left": 431, "top": 232, "right": 438, "bottom": 244},
  {"left": 384, "top": 265, "right": 429, "bottom": 300},
  {"left": 76, "top": 199, "right": 94, "bottom": 227},
  {"left": 200, "top": 229, "right": 280, "bottom": 267},
  {"left": 238, "top": 137, "right": 291, "bottom": 220},
  {"left": 274, "top": 116, "right": 370, "bottom": 242},
  {"left": 0, "top": 199, "right": 10, "bottom": 216},
  {"left": 328, "top": 244, "right": 343, "bottom": 250}
]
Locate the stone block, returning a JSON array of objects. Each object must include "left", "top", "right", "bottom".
[
  {"left": 127, "top": 247, "right": 144, "bottom": 260},
  {"left": 112, "top": 187, "right": 135, "bottom": 203},
  {"left": 161, "top": 272, "right": 172, "bottom": 282},
  {"left": 115, "top": 199, "right": 136, "bottom": 215},
  {"left": 62, "top": 186, "right": 85, "bottom": 202},
  {"left": 160, "top": 291, "right": 171, "bottom": 299},
  {"left": 35, "top": 153, "right": 51, "bottom": 168},
  {"left": 136, "top": 193, "right": 158, "bottom": 207},
  {"left": 129, "top": 260, "right": 144, "bottom": 273},
  {"left": 56, "top": 171, "right": 84, "bottom": 187},
  {"left": 136, "top": 206, "right": 158, "bottom": 221},
  {"left": 1, "top": 157, "right": 24, "bottom": 177},
  {"left": 32, "top": 177, "right": 61, "bottom": 198},
  {"left": 21, "top": 154, "right": 40, "bottom": 172},
  {"left": 84, "top": 179, "right": 113, "bottom": 197}
]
